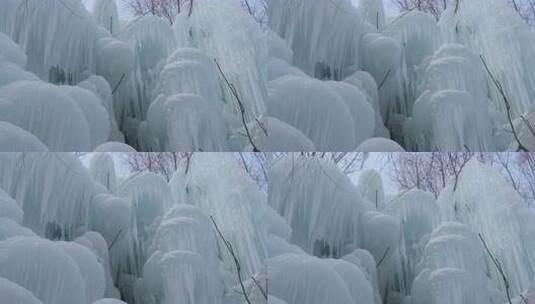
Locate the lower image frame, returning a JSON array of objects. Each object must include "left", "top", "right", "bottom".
[{"left": 0, "top": 152, "right": 533, "bottom": 304}]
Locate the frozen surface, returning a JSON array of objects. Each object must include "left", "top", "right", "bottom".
[
  {"left": 440, "top": 0, "right": 535, "bottom": 117},
  {"left": 0, "top": 122, "right": 48, "bottom": 152},
  {"left": 142, "top": 93, "right": 228, "bottom": 152},
  {"left": 0, "top": 188, "right": 23, "bottom": 223},
  {"left": 0, "top": 237, "right": 87, "bottom": 304},
  {"left": 0, "top": 0, "right": 99, "bottom": 83},
  {"left": 246, "top": 117, "right": 316, "bottom": 152},
  {"left": 0, "top": 81, "right": 91, "bottom": 151},
  {"left": 89, "top": 153, "right": 117, "bottom": 191},
  {"left": 0, "top": 32, "right": 27, "bottom": 68},
  {"left": 356, "top": 138, "right": 406, "bottom": 152},
  {"left": 0, "top": 277, "right": 42, "bottom": 304},
  {"left": 93, "top": 0, "right": 120, "bottom": 35},
  {"left": 267, "top": 76, "right": 356, "bottom": 151},
  {"left": 62, "top": 86, "right": 111, "bottom": 149},
  {"left": 436, "top": 160, "right": 535, "bottom": 297},
  {"left": 268, "top": 156, "right": 372, "bottom": 257},
  {"left": 268, "top": 0, "right": 365, "bottom": 80},
  {"left": 174, "top": 0, "right": 268, "bottom": 122},
  {"left": 94, "top": 142, "right": 136, "bottom": 152},
  {"left": 0, "top": 153, "right": 97, "bottom": 238},
  {"left": 268, "top": 254, "right": 374, "bottom": 304},
  {"left": 184, "top": 153, "right": 268, "bottom": 277}
]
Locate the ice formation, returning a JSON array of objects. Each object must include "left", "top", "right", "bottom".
[
  {"left": 268, "top": 0, "right": 366, "bottom": 80},
  {"left": 0, "top": 122, "right": 48, "bottom": 152},
  {"left": 440, "top": 0, "right": 535, "bottom": 117},
  {"left": 0, "top": 277, "right": 43, "bottom": 304},
  {"left": 0, "top": 81, "right": 91, "bottom": 151},
  {"left": 267, "top": 76, "right": 357, "bottom": 151},
  {"left": 140, "top": 93, "right": 229, "bottom": 152},
  {"left": 89, "top": 153, "right": 118, "bottom": 191},
  {"left": 0, "top": 0, "right": 533, "bottom": 151},
  {"left": 174, "top": 0, "right": 268, "bottom": 122},
  {"left": 266, "top": 153, "right": 535, "bottom": 304},
  {"left": 268, "top": 254, "right": 374, "bottom": 304},
  {"left": 268, "top": 155, "right": 374, "bottom": 257},
  {"left": 93, "top": 0, "right": 120, "bottom": 35},
  {"left": 0, "top": 237, "right": 88, "bottom": 304}
]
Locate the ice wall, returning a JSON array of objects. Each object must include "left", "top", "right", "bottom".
[
  {"left": 184, "top": 153, "right": 268, "bottom": 277},
  {"left": 437, "top": 160, "right": 535, "bottom": 299},
  {"left": 93, "top": 0, "right": 120, "bottom": 35},
  {"left": 267, "top": 76, "right": 357, "bottom": 151},
  {"left": 268, "top": 0, "right": 366, "bottom": 80},
  {"left": 268, "top": 155, "right": 373, "bottom": 257},
  {"left": 174, "top": 0, "right": 268, "bottom": 123},
  {"left": 0, "top": 153, "right": 98, "bottom": 238},
  {"left": 440, "top": 0, "right": 535, "bottom": 117}
]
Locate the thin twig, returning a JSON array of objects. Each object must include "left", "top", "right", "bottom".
[
  {"left": 112, "top": 74, "right": 126, "bottom": 95},
  {"left": 210, "top": 216, "right": 252, "bottom": 304},
  {"left": 480, "top": 55, "right": 528, "bottom": 152},
  {"left": 521, "top": 114, "right": 535, "bottom": 138},
  {"left": 108, "top": 229, "right": 123, "bottom": 251},
  {"left": 214, "top": 59, "right": 260, "bottom": 152},
  {"left": 251, "top": 276, "right": 268, "bottom": 300},
  {"left": 478, "top": 234, "right": 512, "bottom": 304},
  {"left": 376, "top": 246, "right": 391, "bottom": 267},
  {"left": 377, "top": 69, "right": 392, "bottom": 90},
  {"left": 188, "top": 0, "right": 194, "bottom": 17}
]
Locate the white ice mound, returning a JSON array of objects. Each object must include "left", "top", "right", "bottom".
[
  {"left": 142, "top": 93, "right": 228, "bottom": 152},
  {"left": 117, "top": 15, "right": 176, "bottom": 121},
  {"left": 0, "top": 32, "right": 27, "bottom": 67},
  {"left": 268, "top": 156, "right": 373, "bottom": 257},
  {"left": 355, "top": 0, "right": 386, "bottom": 30},
  {"left": 0, "top": 122, "right": 48, "bottom": 152},
  {"left": 157, "top": 48, "right": 222, "bottom": 109},
  {"left": 385, "top": 189, "right": 440, "bottom": 288},
  {"left": 94, "top": 142, "right": 136, "bottom": 152},
  {"left": 56, "top": 241, "right": 106, "bottom": 303},
  {"left": 2, "top": 153, "right": 97, "bottom": 238},
  {"left": 356, "top": 138, "right": 405, "bottom": 152},
  {"left": 0, "top": 0, "right": 99, "bottom": 83},
  {"left": 0, "top": 61, "right": 40, "bottom": 88},
  {"left": 78, "top": 75, "right": 123, "bottom": 142},
  {"left": 185, "top": 153, "right": 268, "bottom": 276},
  {"left": 153, "top": 205, "right": 219, "bottom": 262},
  {"left": 440, "top": 0, "right": 535, "bottom": 117},
  {"left": 245, "top": 116, "right": 316, "bottom": 152},
  {"left": 89, "top": 153, "right": 117, "bottom": 191},
  {"left": 385, "top": 11, "right": 442, "bottom": 112},
  {"left": 0, "top": 217, "right": 36, "bottom": 241},
  {"left": 410, "top": 90, "right": 495, "bottom": 151},
  {"left": 116, "top": 172, "right": 171, "bottom": 261},
  {"left": 0, "top": 237, "right": 87, "bottom": 304},
  {"left": 267, "top": 76, "right": 356, "bottom": 151},
  {"left": 0, "top": 277, "right": 42, "bottom": 304},
  {"left": 437, "top": 159, "right": 535, "bottom": 297},
  {"left": 0, "top": 188, "right": 23, "bottom": 223},
  {"left": 75, "top": 231, "right": 120, "bottom": 298},
  {"left": 326, "top": 81, "right": 376, "bottom": 146},
  {"left": 268, "top": 0, "right": 364, "bottom": 80},
  {"left": 0, "top": 81, "right": 91, "bottom": 151},
  {"left": 357, "top": 169, "right": 385, "bottom": 210},
  {"left": 62, "top": 86, "right": 111, "bottom": 148},
  {"left": 93, "top": 300, "right": 127, "bottom": 304},
  {"left": 266, "top": 57, "right": 307, "bottom": 81},
  {"left": 93, "top": 0, "right": 120, "bottom": 35},
  {"left": 142, "top": 250, "right": 224, "bottom": 304},
  {"left": 268, "top": 253, "right": 374, "bottom": 304},
  {"left": 174, "top": 0, "right": 268, "bottom": 121}
]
